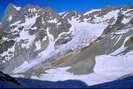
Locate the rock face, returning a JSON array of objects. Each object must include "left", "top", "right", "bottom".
[
  {"left": 0, "top": 4, "right": 133, "bottom": 85},
  {"left": 0, "top": 4, "right": 72, "bottom": 73},
  {"left": 0, "top": 71, "right": 20, "bottom": 86}
]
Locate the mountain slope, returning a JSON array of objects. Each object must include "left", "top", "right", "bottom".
[{"left": 0, "top": 4, "right": 133, "bottom": 86}]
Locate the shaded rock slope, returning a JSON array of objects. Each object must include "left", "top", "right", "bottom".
[
  {"left": 0, "top": 71, "right": 133, "bottom": 88},
  {"left": 0, "top": 71, "right": 88, "bottom": 88}
]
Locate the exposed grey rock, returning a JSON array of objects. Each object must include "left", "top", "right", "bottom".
[{"left": 0, "top": 4, "right": 133, "bottom": 79}]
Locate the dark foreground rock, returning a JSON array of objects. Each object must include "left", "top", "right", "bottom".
[
  {"left": 90, "top": 76, "right": 133, "bottom": 88},
  {"left": 1, "top": 71, "right": 133, "bottom": 88},
  {"left": 0, "top": 71, "right": 88, "bottom": 88}
]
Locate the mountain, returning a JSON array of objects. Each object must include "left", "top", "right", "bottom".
[{"left": 0, "top": 4, "right": 133, "bottom": 86}]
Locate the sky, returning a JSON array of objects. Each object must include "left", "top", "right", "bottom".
[{"left": 0, "top": 0, "right": 133, "bottom": 18}]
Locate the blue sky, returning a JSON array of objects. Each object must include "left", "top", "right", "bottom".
[{"left": 0, "top": 0, "right": 133, "bottom": 18}]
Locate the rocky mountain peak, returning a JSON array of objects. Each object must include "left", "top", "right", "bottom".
[
  {"left": 61, "top": 11, "right": 82, "bottom": 21},
  {"left": 2, "top": 3, "right": 20, "bottom": 23}
]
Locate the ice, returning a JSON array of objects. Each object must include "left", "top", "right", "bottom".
[
  {"left": 94, "top": 10, "right": 120, "bottom": 24},
  {"left": 11, "top": 8, "right": 133, "bottom": 86},
  {"left": 30, "top": 66, "right": 118, "bottom": 86},
  {"left": 94, "top": 51, "right": 133, "bottom": 79},
  {"left": 13, "top": 16, "right": 107, "bottom": 75},
  {"left": 29, "top": 50, "right": 133, "bottom": 86}
]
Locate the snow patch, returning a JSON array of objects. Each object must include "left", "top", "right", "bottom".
[
  {"left": 35, "top": 40, "right": 41, "bottom": 51},
  {"left": 18, "top": 30, "right": 36, "bottom": 48},
  {"left": 0, "top": 45, "right": 15, "bottom": 62},
  {"left": 28, "top": 50, "right": 133, "bottom": 86},
  {"left": 94, "top": 51, "right": 133, "bottom": 79},
  {"left": 13, "top": 5, "right": 21, "bottom": 11},
  {"left": 10, "top": 20, "right": 21, "bottom": 26},
  {"left": 23, "top": 14, "right": 39, "bottom": 29},
  {"left": 13, "top": 28, "right": 56, "bottom": 73},
  {"left": 115, "top": 28, "right": 132, "bottom": 34},
  {"left": 84, "top": 9, "right": 101, "bottom": 15},
  {"left": 122, "top": 17, "right": 131, "bottom": 24},
  {"left": 30, "top": 66, "right": 118, "bottom": 86},
  {"left": 8, "top": 15, "right": 13, "bottom": 21},
  {"left": 28, "top": 8, "right": 37, "bottom": 12},
  {"left": 111, "top": 34, "right": 133, "bottom": 55},
  {"left": 94, "top": 9, "right": 120, "bottom": 24},
  {"left": 59, "top": 11, "right": 66, "bottom": 15},
  {"left": 48, "top": 18, "right": 58, "bottom": 23}
]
